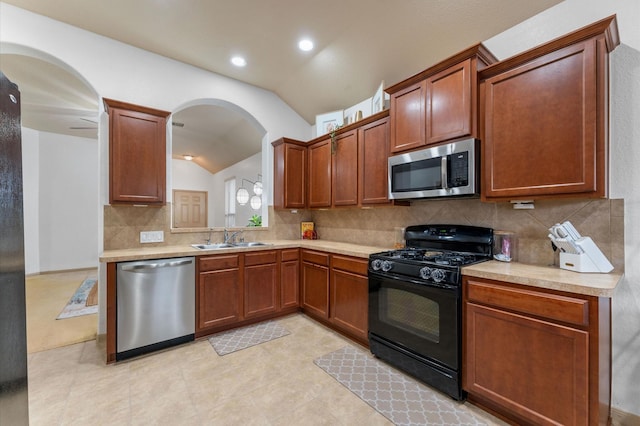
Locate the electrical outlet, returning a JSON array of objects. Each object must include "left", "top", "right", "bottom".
[{"left": 140, "top": 231, "right": 164, "bottom": 243}]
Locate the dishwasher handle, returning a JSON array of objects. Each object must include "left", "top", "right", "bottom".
[{"left": 121, "top": 259, "right": 193, "bottom": 271}]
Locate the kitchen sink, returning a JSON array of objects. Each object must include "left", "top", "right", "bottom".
[
  {"left": 191, "top": 242, "right": 269, "bottom": 250},
  {"left": 231, "top": 242, "right": 269, "bottom": 247},
  {"left": 191, "top": 243, "right": 235, "bottom": 250}
]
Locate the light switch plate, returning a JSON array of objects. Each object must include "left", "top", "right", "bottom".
[{"left": 140, "top": 231, "right": 164, "bottom": 243}]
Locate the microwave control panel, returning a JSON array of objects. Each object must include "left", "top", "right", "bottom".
[{"left": 447, "top": 152, "right": 469, "bottom": 187}]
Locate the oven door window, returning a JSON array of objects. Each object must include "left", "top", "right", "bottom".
[
  {"left": 369, "top": 274, "right": 459, "bottom": 370},
  {"left": 382, "top": 287, "right": 440, "bottom": 343}
]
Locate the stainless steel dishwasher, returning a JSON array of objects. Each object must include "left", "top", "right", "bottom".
[{"left": 116, "top": 256, "right": 195, "bottom": 360}]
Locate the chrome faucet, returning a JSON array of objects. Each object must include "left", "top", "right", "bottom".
[
  {"left": 223, "top": 229, "right": 243, "bottom": 244},
  {"left": 205, "top": 229, "right": 213, "bottom": 245}
]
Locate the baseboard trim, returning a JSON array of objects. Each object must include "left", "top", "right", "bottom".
[
  {"left": 26, "top": 266, "right": 98, "bottom": 277},
  {"left": 612, "top": 407, "right": 640, "bottom": 426}
]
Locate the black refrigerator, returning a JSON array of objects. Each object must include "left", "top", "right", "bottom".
[{"left": 0, "top": 71, "right": 29, "bottom": 425}]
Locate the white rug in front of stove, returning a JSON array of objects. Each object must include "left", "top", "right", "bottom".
[
  {"left": 314, "top": 345, "right": 492, "bottom": 426},
  {"left": 208, "top": 321, "right": 290, "bottom": 356}
]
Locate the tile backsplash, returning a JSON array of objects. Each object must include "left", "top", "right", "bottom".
[{"left": 104, "top": 198, "right": 624, "bottom": 272}]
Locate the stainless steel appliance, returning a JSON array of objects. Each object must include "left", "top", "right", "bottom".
[
  {"left": 116, "top": 257, "right": 195, "bottom": 360},
  {"left": 368, "top": 224, "right": 493, "bottom": 400},
  {"left": 0, "top": 72, "right": 29, "bottom": 425},
  {"left": 388, "top": 138, "right": 479, "bottom": 200}
]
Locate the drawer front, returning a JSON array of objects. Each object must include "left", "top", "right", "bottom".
[
  {"left": 244, "top": 250, "right": 277, "bottom": 266},
  {"left": 301, "top": 250, "right": 330, "bottom": 266},
  {"left": 281, "top": 248, "right": 299, "bottom": 262},
  {"left": 199, "top": 255, "right": 239, "bottom": 272},
  {"left": 465, "top": 278, "right": 589, "bottom": 327},
  {"left": 331, "top": 255, "right": 368, "bottom": 276}
]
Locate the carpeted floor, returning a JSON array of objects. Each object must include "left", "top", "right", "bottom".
[{"left": 25, "top": 269, "right": 98, "bottom": 353}]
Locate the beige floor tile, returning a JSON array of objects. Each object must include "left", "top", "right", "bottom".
[{"left": 26, "top": 314, "right": 506, "bottom": 425}]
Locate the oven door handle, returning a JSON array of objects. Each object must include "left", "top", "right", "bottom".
[{"left": 441, "top": 156, "right": 448, "bottom": 190}]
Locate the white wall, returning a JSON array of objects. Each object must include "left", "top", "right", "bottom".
[
  {"left": 20, "top": 130, "right": 99, "bottom": 273},
  {"left": 484, "top": 0, "right": 640, "bottom": 416},
  {"left": 20, "top": 127, "right": 40, "bottom": 275},
  {"left": 1, "top": 2, "right": 313, "bottom": 335}
]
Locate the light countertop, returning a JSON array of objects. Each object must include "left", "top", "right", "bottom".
[
  {"left": 100, "top": 241, "right": 623, "bottom": 297},
  {"left": 99, "top": 239, "right": 389, "bottom": 263},
  {"left": 462, "top": 260, "right": 623, "bottom": 298}
]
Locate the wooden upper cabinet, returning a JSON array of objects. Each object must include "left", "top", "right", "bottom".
[
  {"left": 480, "top": 16, "right": 619, "bottom": 201},
  {"left": 426, "top": 59, "right": 472, "bottom": 145},
  {"left": 308, "top": 138, "right": 332, "bottom": 208},
  {"left": 389, "top": 81, "right": 426, "bottom": 153},
  {"left": 272, "top": 138, "right": 307, "bottom": 209},
  {"left": 104, "top": 98, "right": 170, "bottom": 205},
  {"left": 387, "top": 44, "right": 496, "bottom": 154},
  {"left": 359, "top": 116, "right": 390, "bottom": 205},
  {"left": 332, "top": 129, "right": 359, "bottom": 206}
]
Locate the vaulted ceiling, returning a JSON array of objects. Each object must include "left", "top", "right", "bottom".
[{"left": 1, "top": 0, "right": 563, "bottom": 171}]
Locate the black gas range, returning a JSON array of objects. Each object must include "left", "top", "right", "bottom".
[{"left": 368, "top": 224, "right": 493, "bottom": 400}]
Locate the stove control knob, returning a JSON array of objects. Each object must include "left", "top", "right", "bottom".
[
  {"left": 419, "top": 267, "right": 432, "bottom": 280},
  {"left": 371, "top": 259, "right": 382, "bottom": 271},
  {"left": 431, "top": 268, "right": 446, "bottom": 283},
  {"left": 381, "top": 260, "right": 393, "bottom": 272}
]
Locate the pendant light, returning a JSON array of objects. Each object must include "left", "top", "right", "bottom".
[{"left": 236, "top": 175, "right": 263, "bottom": 206}]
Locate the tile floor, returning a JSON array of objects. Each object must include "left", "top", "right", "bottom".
[
  {"left": 25, "top": 269, "right": 98, "bottom": 353},
  {"left": 27, "top": 314, "right": 506, "bottom": 425}
]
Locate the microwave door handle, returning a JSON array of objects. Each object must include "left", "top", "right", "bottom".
[{"left": 441, "top": 156, "right": 448, "bottom": 189}]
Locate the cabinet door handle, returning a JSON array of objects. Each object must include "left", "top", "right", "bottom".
[
  {"left": 122, "top": 259, "right": 193, "bottom": 271},
  {"left": 441, "top": 156, "right": 448, "bottom": 190}
]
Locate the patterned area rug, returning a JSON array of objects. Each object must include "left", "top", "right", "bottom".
[
  {"left": 56, "top": 278, "right": 98, "bottom": 319},
  {"left": 314, "top": 346, "right": 490, "bottom": 426},
  {"left": 208, "top": 321, "right": 290, "bottom": 356}
]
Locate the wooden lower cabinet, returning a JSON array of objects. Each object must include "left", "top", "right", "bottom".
[
  {"left": 244, "top": 251, "right": 278, "bottom": 319},
  {"left": 197, "top": 249, "right": 300, "bottom": 336},
  {"left": 329, "top": 255, "right": 368, "bottom": 342},
  {"left": 198, "top": 255, "right": 241, "bottom": 330},
  {"left": 280, "top": 249, "right": 300, "bottom": 309},
  {"left": 463, "top": 276, "right": 611, "bottom": 426},
  {"left": 301, "top": 250, "right": 330, "bottom": 319}
]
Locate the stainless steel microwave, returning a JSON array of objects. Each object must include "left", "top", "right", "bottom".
[{"left": 388, "top": 138, "right": 479, "bottom": 200}]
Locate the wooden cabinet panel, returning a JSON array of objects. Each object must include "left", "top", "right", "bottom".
[
  {"left": 200, "top": 255, "right": 239, "bottom": 272},
  {"left": 465, "top": 302, "right": 589, "bottom": 426},
  {"left": 463, "top": 274, "right": 612, "bottom": 426},
  {"left": 308, "top": 139, "right": 332, "bottom": 208},
  {"left": 244, "top": 262, "right": 278, "bottom": 319},
  {"left": 359, "top": 116, "right": 390, "bottom": 205},
  {"left": 332, "top": 130, "right": 359, "bottom": 206},
  {"left": 198, "top": 267, "right": 242, "bottom": 330},
  {"left": 479, "top": 15, "right": 619, "bottom": 202},
  {"left": 389, "top": 81, "right": 426, "bottom": 153},
  {"left": 244, "top": 250, "right": 277, "bottom": 267},
  {"left": 467, "top": 279, "right": 589, "bottom": 327},
  {"left": 301, "top": 259, "right": 329, "bottom": 319},
  {"left": 330, "top": 268, "right": 368, "bottom": 341},
  {"left": 272, "top": 138, "right": 306, "bottom": 209},
  {"left": 426, "top": 59, "right": 472, "bottom": 144},
  {"left": 105, "top": 98, "right": 169, "bottom": 205},
  {"left": 280, "top": 259, "right": 300, "bottom": 309}
]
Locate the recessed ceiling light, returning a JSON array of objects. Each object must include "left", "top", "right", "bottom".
[
  {"left": 183, "top": 154, "right": 194, "bottom": 161},
  {"left": 231, "top": 56, "right": 247, "bottom": 67},
  {"left": 298, "top": 39, "right": 314, "bottom": 52}
]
